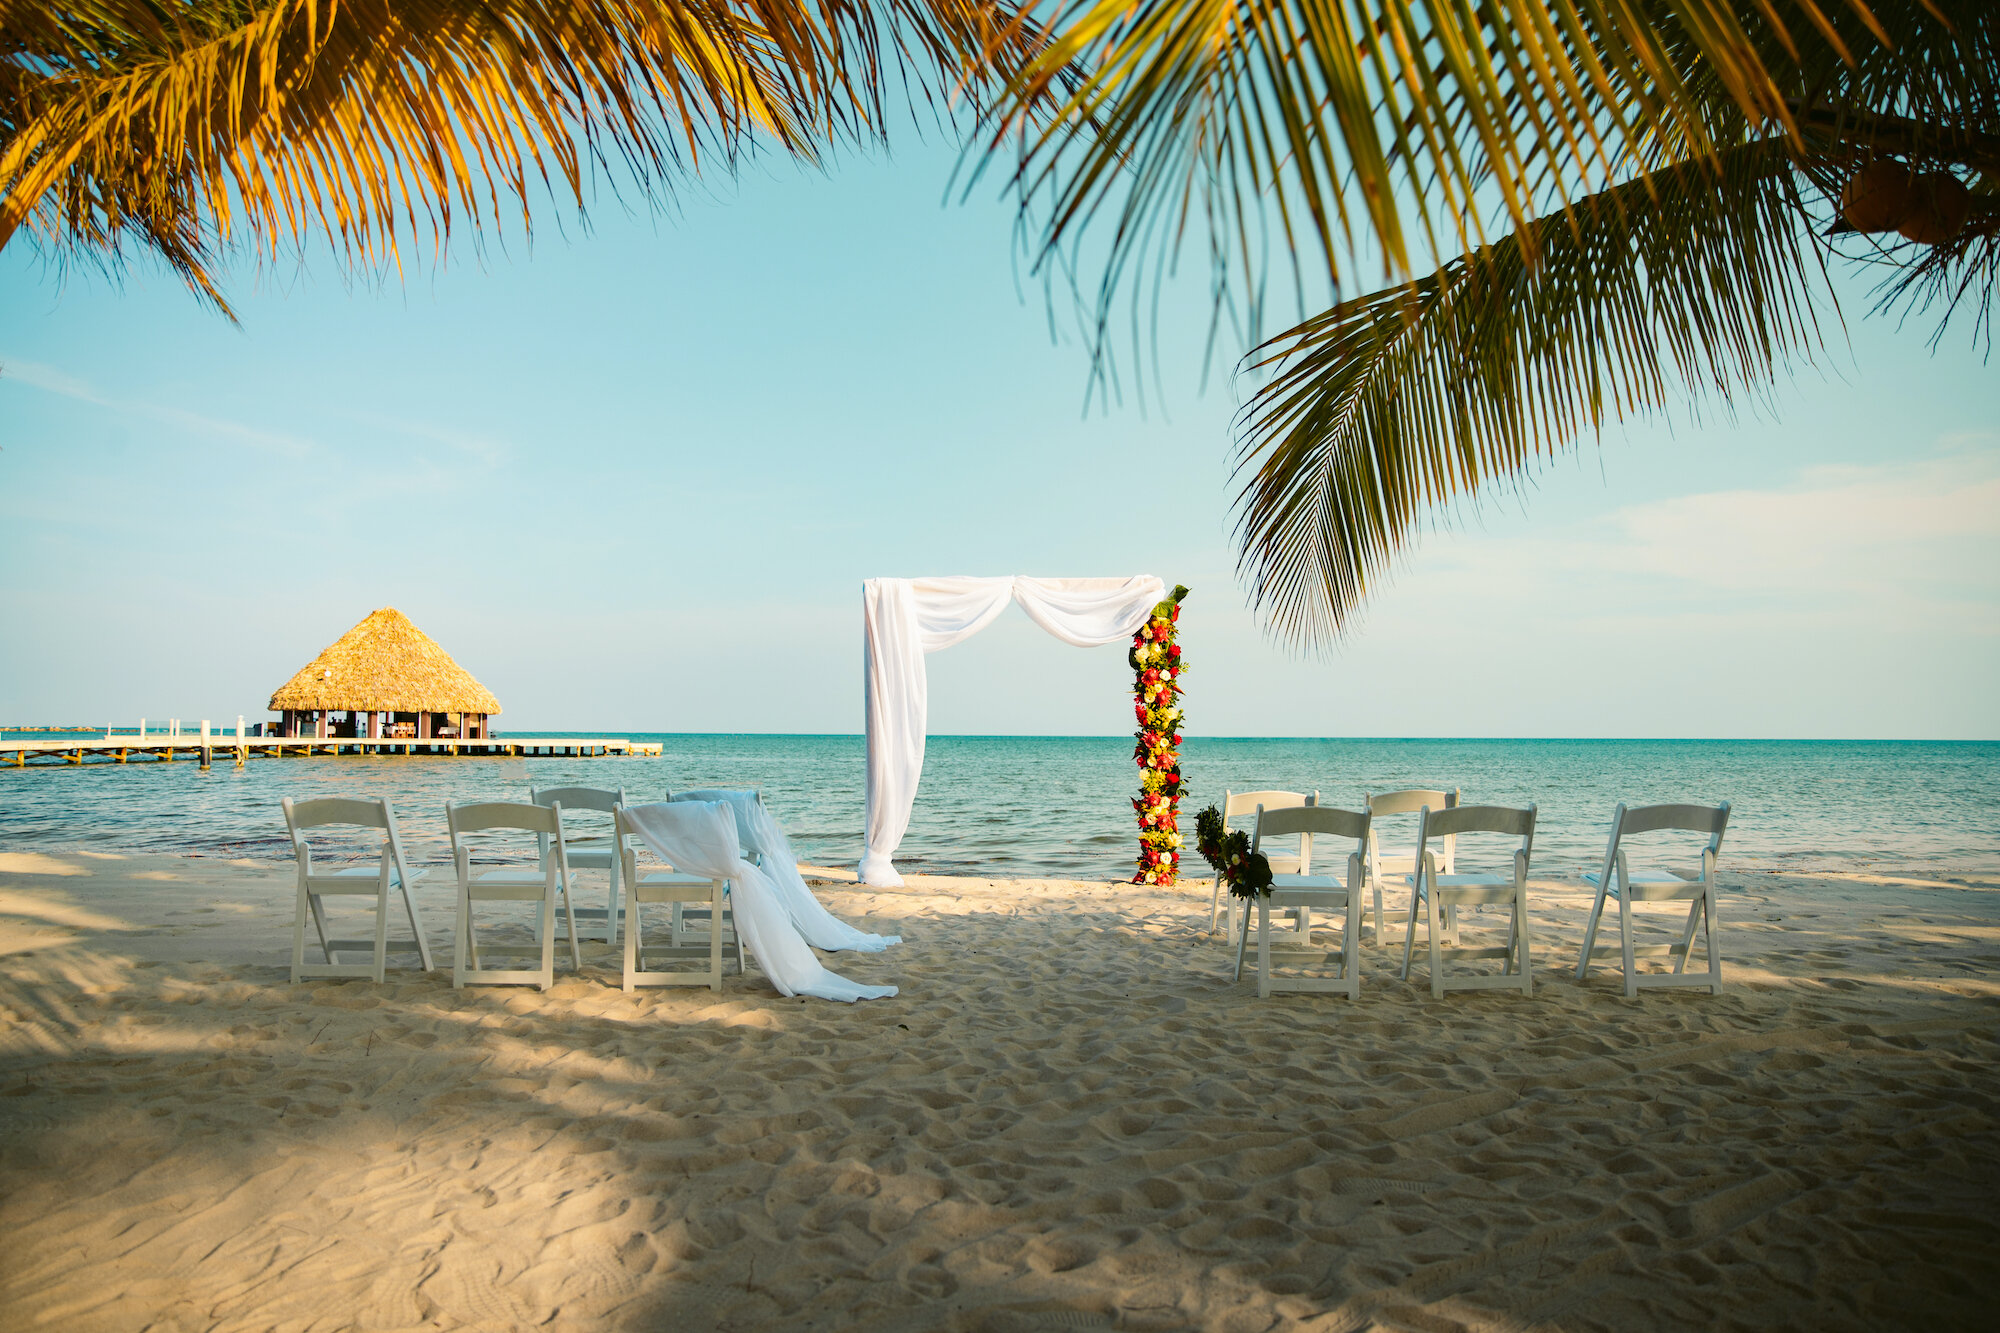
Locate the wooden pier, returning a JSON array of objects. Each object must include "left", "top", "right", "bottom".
[{"left": 2, "top": 733, "right": 663, "bottom": 769}]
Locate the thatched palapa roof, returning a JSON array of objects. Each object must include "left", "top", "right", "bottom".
[{"left": 268, "top": 608, "right": 502, "bottom": 715}]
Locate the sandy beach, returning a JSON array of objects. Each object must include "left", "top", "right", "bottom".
[{"left": 1, "top": 849, "right": 1996, "bottom": 1331}]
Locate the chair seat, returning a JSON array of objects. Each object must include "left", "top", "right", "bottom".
[
  {"left": 1582, "top": 868, "right": 1703, "bottom": 900},
  {"left": 1403, "top": 870, "right": 1516, "bottom": 904},
  {"left": 562, "top": 849, "right": 616, "bottom": 869},
  {"left": 304, "top": 865, "right": 427, "bottom": 894},
  {"left": 633, "top": 870, "right": 721, "bottom": 903},
  {"left": 465, "top": 869, "right": 551, "bottom": 901},
  {"left": 1268, "top": 875, "right": 1351, "bottom": 906}
]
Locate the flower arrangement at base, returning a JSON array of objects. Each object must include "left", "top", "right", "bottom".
[
  {"left": 1193, "top": 804, "right": 1275, "bottom": 898},
  {"left": 1131, "top": 585, "right": 1190, "bottom": 885}
]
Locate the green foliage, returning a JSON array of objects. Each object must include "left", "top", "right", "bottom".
[
  {"left": 973, "top": 0, "right": 1997, "bottom": 645},
  {"left": 1192, "top": 803, "right": 1273, "bottom": 898},
  {"left": 0, "top": 0, "right": 1053, "bottom": 314}
]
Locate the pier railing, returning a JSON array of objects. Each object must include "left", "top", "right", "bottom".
[{"left": 4, "top": 722, "right": 661, "bottom": 769}]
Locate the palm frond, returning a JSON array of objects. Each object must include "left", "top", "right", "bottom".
[
  {"left": 0, "top": 0, "right": 1052, "bottom": 311},
  {"left": 972, "top": 0, "right": 1874, "bottom": 371},
  {"left": 1233, "top": 137, "right": 1827, "bottom": 644}
]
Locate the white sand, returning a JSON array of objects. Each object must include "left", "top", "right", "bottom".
[{"left": 1, "top": 849, "right": 1997, "bottom": 1331}]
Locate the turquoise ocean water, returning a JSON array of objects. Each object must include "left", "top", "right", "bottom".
[{"left": 3, "top": 734, "right": 1996, "bottom": 880}]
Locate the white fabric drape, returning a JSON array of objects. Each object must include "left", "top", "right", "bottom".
[
  {"left": 861, "top": 574, "right": 1165, "bottom": 886},
  {"left": 622, "top": 800, "right": 896, "bottom": 1003},
  {"left": 672, "top": 788, "right": 900, "bottom": 952}
]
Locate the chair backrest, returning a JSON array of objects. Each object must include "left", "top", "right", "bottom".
[
  {"left": 1228, "top": 791, "right": 1319, "bottom": 871},
  {"left": 1599, "top": 801, "right": 1730, "bottom": 879},
  {"left": 284, "top": 796, "right": 392, "bottom": 832},
  {"left": 283, "top": 796, "right": 413, "bottom": 879},
  {"left": 617, "top": 801, "right": 741, "bottom": 881},
  {"left": 1253, "top": 804, "right": 1370, "bottom": 849},
  {"left": 1224, "top": 789, "right": 1313, "bottom": 820},
  {"left": 448, "top": 800, "right": 561, "bottom": 838},
  {"left": 1367, "top": 787, "right": 1459, "bottom": 817},
  {"left": 1416, "top": 803, "right": 1536, "bottom": 873},
  {"left": 1615, "top": 801, "right": 1731, "bottom": 841},
  {"left": 530, "top": 785, "right": 626, "bottom": 814},
  {"left": 668, "top": 788, "right": 766, "bottom": 859}
]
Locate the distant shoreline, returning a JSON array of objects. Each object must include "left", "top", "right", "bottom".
[{"left": 5, "top": 728, "right": 1999, "bottom": 744}]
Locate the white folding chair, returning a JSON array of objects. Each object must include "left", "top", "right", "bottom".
[
  {"left": 616, "top": 804, "right": 734, "bottom": 992},
  {"left": 1210, "top": 789, "right": 1318, "bottom": 936},
  {"left": 447, "top": 800, "right": 580, "bottom": 991},
  {"left": 668, "top": 790, "right": 762, "bottom": 962},
  {"left": 530, "top": 785, "right": 628, "bottom": 944},
  {"left": 1363, "top": 788, "right": 1460, "bottom": 945},
  {"left": 1398, "top": 804, "right": 1537, "bottom": 999},
  {"left": 283, "top": 796, "right": 434, "bottom": 984},
  {"left": 1577, "top": 802, "right": 1731, "bottom": 997},
  {"left": 1236, "top": 804, "right": 1371, "bottom": 999}
]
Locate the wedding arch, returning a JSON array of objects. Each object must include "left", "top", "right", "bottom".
[{"left": 860, "top": 576, "right": 1185, "bottom": 887}]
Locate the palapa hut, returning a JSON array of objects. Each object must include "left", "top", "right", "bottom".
[{"left": 268, "top": 608, "right": 501, "bottom": 741}]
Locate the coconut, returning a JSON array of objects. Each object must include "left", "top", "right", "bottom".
[
  {"left": 1840, "top": 160, "right": 1915, "bottom": 233},
  {"left": 1897, "top": 172, "right": 1972, "bottom": 246}
]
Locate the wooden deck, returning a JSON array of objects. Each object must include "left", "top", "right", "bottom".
[{"left": 2, "top": 734, "right": 664, "bottom": 768}]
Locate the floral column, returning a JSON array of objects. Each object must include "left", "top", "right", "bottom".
[{"left": 1131, "top": 585, "right": 1190, "bottom": 884}]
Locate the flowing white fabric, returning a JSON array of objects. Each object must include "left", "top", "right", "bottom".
[
  {"left": 622, "top": 801, "right": 896, "bottom": 1003},
  {"left": 672, "top": 788, "right": 900, "bottom": 951},
  {"left": 861, "top": 574, "right": 1165, "bottom": 886}
]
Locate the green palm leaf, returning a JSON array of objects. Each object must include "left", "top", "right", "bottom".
[
  {"left": 973, "top": 0, "right": 1875, "bottom": 365},
  {"left": 1226, "top": 1, "right": 1999, "bottom": 643},
  {"left": 0, "top": 0, "right": 1051, "bottom": 314},
  {"left": 1232, "top": 138, "right": 1828, "bottom": 643}
]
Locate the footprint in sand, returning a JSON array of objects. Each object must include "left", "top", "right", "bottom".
[{"left": 420, "top": 1250, "right": 544, "bottom": 1327}]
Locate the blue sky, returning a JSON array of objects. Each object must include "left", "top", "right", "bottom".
[{"left": 2, "top": 135, "right": 1995, "bottom": 739}]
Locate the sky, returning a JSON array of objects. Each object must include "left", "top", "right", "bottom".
[{"left": 2, "top": 133, "right": 1996, "bottom": 739}]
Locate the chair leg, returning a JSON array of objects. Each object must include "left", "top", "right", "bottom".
[
  {"left": 290, "top": 883, "right": 311, "bottom": 984},
  {"left": 1618, "top": 890, "right": 1638, "bottom": 999},
  {"left": 1514, "top": 886, "right": 1533, "bottom": 995},
  {"left": 400, "top": 877, "right": 434, "bottom": 972},
  {"left": 1256, "top": 899, "right": 1272, "bottom": 1000},
  {"left": 1672, "top": 899, "right": 1701, "bottom": 974},
  {"left": 538, "top": 888, "right": 557, "bottom": 992},
  {"left": 1208, "top": 878, "right": 1223, "bottom": 933},
  {"left": 1372, "top": 881, "right": 1385, "bottom": 947},
  {"left": 308, "top": 893, "right": 334, "bottom": 965},
  {"left": 454, "top": 885, "right": 471, "bottom": 989},
  {"left": 1576, "top": 883, "right": 1609, "bottom": 980},
  {"left": 622, "top": 898, "right": 638, "bottom": 992},
  {"left": 606, "top": 856, "right": 622, "bottom": 946},
  {"left": 1399, "top": 885, "right": 1421, "bottom": 981},
  {"left": 561, "top": 879, "right": 582, "bottom": 973},
  {"left": 1427, "top": 885, "right": 1445, "bottom": 1000},
  {"left": 1346, "top": 890, "right": 1361, "bottom": 1000},
  {"left": 708, "top": 882, "right": 724, "bottom": 992},
  {"left": 1233, "top": 896, "right": 1254, "bottom": 982},
  {"left": 1704, "top": 889, "right": 1723, "bottom": 995},
  {"left": 729, "top": 891, "right": 746, "bottom": 975},
  {"left": 372, "top": 879, "right": 391, "bottom": 985}
]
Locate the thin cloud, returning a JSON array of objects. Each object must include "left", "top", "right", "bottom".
[
  {"left": 0, "top": 353, "right": 315, "bottom": 457},
  {"left": 341, "top": 411, "right": 509, "bottom": 468},
  {"left": 1388, "top": 442, "right": 2000, "bottom": 635}
]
